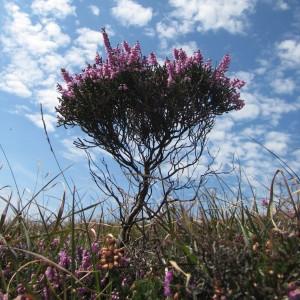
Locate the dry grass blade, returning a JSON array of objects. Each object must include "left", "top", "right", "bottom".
[{"left": 51, "top": 190, "right": 66, "bottom": 233}]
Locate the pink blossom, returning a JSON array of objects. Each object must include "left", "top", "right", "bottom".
[
  {"left": 95, "top": 52, "right": 101, "bottom": 65},
  {"left": 58, "top": 29, "right": 245, "bottom": 112},
  {"left": 61, "top": 68, "right": 73, "bottom": 84},
  {"left": 123, "top": 41, "right": 131, "bottom": 54},
  {"left": 101, "top": 28, "right": 112, "bottom": 52},
  {"left": 289, "top": 288, "right": 300, "bottom": 300},
  {"left": 173, "top": 48, "right": 179, "bottom": 60},
  {"left": 163, "top": 269, "right": 173, "bottom": 297},
  {"left": 193, "top": 50, "right": 203, "bottom": 64},
  {"left": 147, "top": 52, "right": 157, "bottom": 65},
  {"left": 231, "top": 78, "right": 246, "bottom": 89}
]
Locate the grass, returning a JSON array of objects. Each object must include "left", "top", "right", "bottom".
[{"left": 0, "top": 164, "right": 299, "bottom": 300}]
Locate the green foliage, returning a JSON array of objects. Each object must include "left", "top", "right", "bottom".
[{"left": 131, "top": 277, "right": 163, "bottom": 300}]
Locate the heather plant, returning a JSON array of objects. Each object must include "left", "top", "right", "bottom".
[
  {"left": 1, "top": 28, "right": 299, "bottom": 300},
  {"left": 56, "top": 29, "right": 245, "bottom": 243}
]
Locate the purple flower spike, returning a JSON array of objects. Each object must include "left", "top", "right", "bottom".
[
  {"left": 163, "top": 269, "right": 173, "bottom": 297},
  {"left": 91, "top": 242, "right": 100, "bottom": 254},
  {"left": 58, "top": 250, "right": 71, "bottom": 268}
]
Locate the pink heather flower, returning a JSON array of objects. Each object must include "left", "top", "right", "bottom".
[
  {"left": 231, "top": 78, "right": 246, "bottom": 89},
  {"left": 91, "top": 242, "right": 99, "bottom": 254},
  {"left": 45, "top": 266, "right": 55, "bottom": 281},
  {"left": 81, "top": 250, "right": 91, "bottom": 270},
  {"left": 215, "top": 54, "right": 231, "bottom": 79},
  {"left": 261, "top": 198, "right": 269, "bottom": 207},
  {"left": 289, "top": 288, "right": 300, "bottom": 300},
  {"left": 118, "top": 83, "right": 128, "bottom": 91},
  {"left": 123, "top": 41, "right": 131, "bottom": 54},
  {"left": 173, "top": 48, "right": 179, "bottom": 60},
  {"left": 129, "top": 42, "right": 141, "bottom": 64},
  {"left": 0, "top": 292, "right": 8, "bottom": 300},
  {"left": 62, "top": 90, "right": 74, "bottom": 98},
  {"left": 56, "top": 83, "right": 63, "bottom": 93},
  {"left": 102, "top": 29, "right": 112, "bottom": 52},
  {"left": 58, "top": 250, "right": 71, "bottom": 268},
  {"left": 165, "top": 60, "right": 175, "bottom": 86},
  {"left": 61, "top": 68, "right": 73, "bottom": 84},
  {"left": 43, "top": 287, "right": 50, "bottom": 300},
  {"left": 95, "top": 52, "right": 101, "bottom": 65},
  {"left": 193, "top": 50, "right": 203, "bottom": 64},
  {"left": 183, "top": 76, "right": 191, "bottom": 82},
  {"left": 204, "top": 59, "right": 212, "bottom": 71},
  {"left": 178, "top": 49, "right": 187, "bottom": 62},
  {"left": 147, "top": 52, "right": 157, "bottom": 65},
  {"left": 164, "top": 269, "right": 173, "bottom": 297},
  {"left": 17, "top": 283, "right": 26, "bottom": 295},
  {"left": 59, "top": 29, "right": 245, "bottom": 112}
]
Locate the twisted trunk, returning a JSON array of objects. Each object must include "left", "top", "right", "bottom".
[{"left": 118, "top": 166, "right": 150, "bottom": 245}]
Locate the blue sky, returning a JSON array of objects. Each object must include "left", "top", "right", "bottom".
[{"left": 0, "top": 0, "right": 299, "bottom": 209}]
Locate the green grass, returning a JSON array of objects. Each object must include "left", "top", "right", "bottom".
[{"left": 0, "top": 168, "right": 299, "bottom": 299}]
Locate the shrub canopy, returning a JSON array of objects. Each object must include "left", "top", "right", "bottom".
[{"left": 56, "top": 29, "right": 245, "bottom": 170}]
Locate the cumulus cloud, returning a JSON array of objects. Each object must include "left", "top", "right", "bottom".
[
  {"left": 156, "top": 0, "right": 256, "bottom": 41},
  {"left": 31, "top": 0, "right": 76, "bottom": 19},
  {"left": 270, "top": 77, "right": 296, "bottom": 95},
  {"left": 89, "top": 5, "right": 100, "bottom": 16},
  {"left": 1, "top": 3, "right": 70, "bottom": 56},
  {"left": 264, "top": 131, "right": 289, "bottom": 156},
  {"left": 231, "top": 91, "right": 300, "bottom": 125},
  {"left": 0, "top": 3, "right": 71, "bottom": 102},
  {"left": 277, "top": 39, "right": 300, "bottom": 68},
  {"left": 64, "top": 27, "right": 103, "bottom": 68},
  {"left": 175, "top": 41, "right": 199, "bottom": 55},
  {"left": 112, "top": 0, "right": 153, "bottom": 27},
  {"left": 275, "top": 0, "right": 289, "bottom": 10},
  {"left": 156, "top": 19, "right": 193, "bottom": 40},
  {"left": 25, "top": 113, "right": 57, "bottom": 132}
]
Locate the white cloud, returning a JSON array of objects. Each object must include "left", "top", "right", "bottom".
[
  {"left": 31, "top": 0, "right": 76, "bottom": 19},
  {"left": 0, "top": 3, "right": 71, "bottom": 113},
  {"left": 25, "top": 113, "right": 57, "bottom": 132},
  {"left": 162, "top": 0, "right": 256, "bottom": 37},
  {"left": 89, "top": 5, "right": 100, "bottom": 16},
  {"left": 274, "top": 0, "right": 289, "bottom": 10},
  {"left": 0, "top": 51, "right": 44, "bottom": 98},
  {"left": 64, "top": 27, "right": 103, "bottom": 68},
  {"left": 156, "top": 19, "right": 193, "bottom": 39},
  {"left": 35, "top": 89, "right": 59, "bottom": 111},
  {"left": 264, "top": 131, "right": 289, "bottom": 155},
  {"left": 61, "top": 138, "right": 88, "bottom": 161},
  {"left": 112, "top": 0, "right": 153, "bottom": 27},
  {"left": 0, "top": 72, "right": 32, "bottom": 98},
  {"left": 270, "top": 77, "right": 296, "bottom": 94},
  {"left": 277, "top": 39, "right": 300, "bottom": 68},
  {"left": 1, "top": 3, "right": 70, "bottom": 56},
  {"left": 144, "top": 27, "right": 156, "bottom": 37},
  {"left": 172, "top": 41, "right": 198, "bottom": 56},
  {"left": 230, "top": 91, "right": 300, "bottom": 125}
]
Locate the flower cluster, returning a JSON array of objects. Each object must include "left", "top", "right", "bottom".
[{"left": 57, "top": 29, "right": 245, "bottom": 110}]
